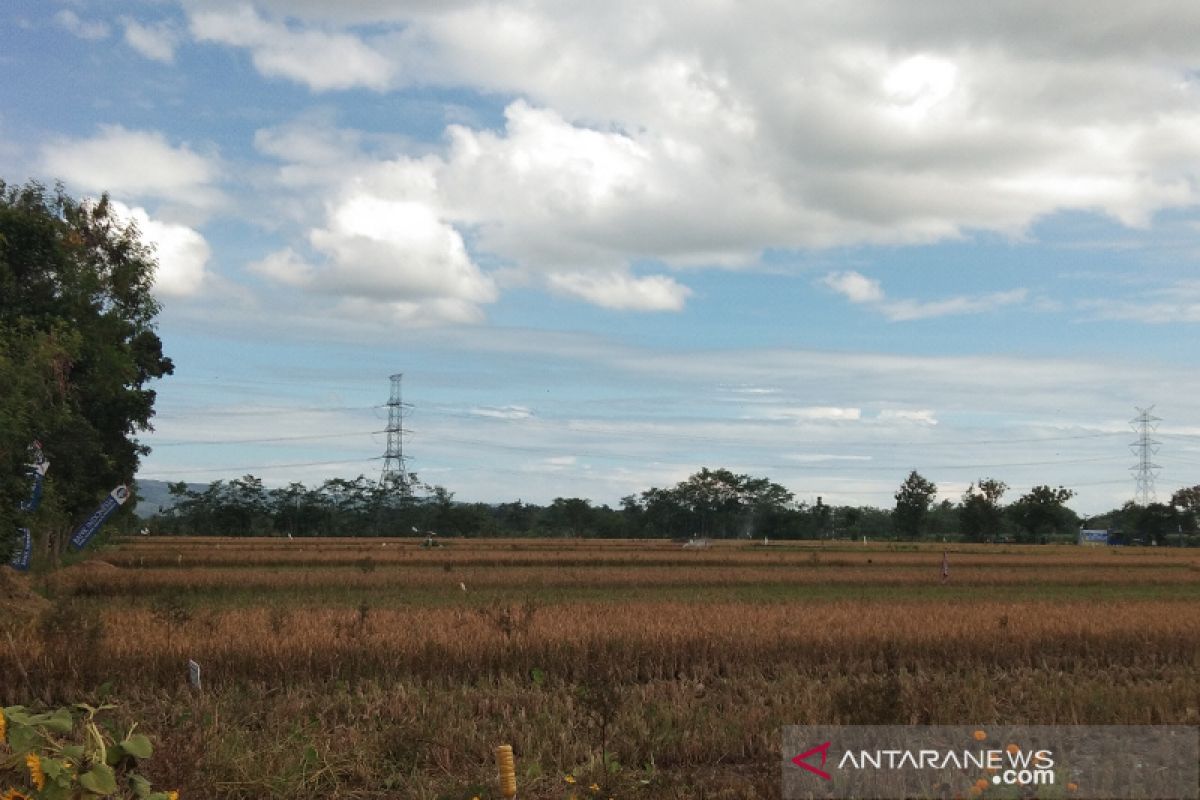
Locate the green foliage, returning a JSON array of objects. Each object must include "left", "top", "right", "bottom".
[
  {"left": 1007, "top": 485, "right": 1078, "bottom": 541},
  {"left": 0, "top": 180, "right": 173, "bottom": 559},
  {"left": 893, "top": 470, "right": 937, "bottom": 539},
  {"left": 0, "top": 702, "right": 175, "bottom": 799},
  {"left": 960, "top": 478, "right": 1008, "bottom": 542}
]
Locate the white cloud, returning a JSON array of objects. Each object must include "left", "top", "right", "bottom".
[
  {"left": 1079, "top": 280, "right": 1200, "bottom": 323},
  {"left": 308, "top": 194, "right": 495, "bottom": 303},
  {"left": 250, "top": 190, "right": 496, "bottom": 325},
  {"left": 470, "top": 406, "right": 534, "bottom": 420},
  {"left": 41, "top": 125, "right": 222, "bottom": 211},
  {"left": 822, "top": 270, "right": 1028, "bottom": 321},
  {"left": 247, "top": 248, "right": 315, "bottom": 287},
  {"left": 822, "top": 271, "right": 885, "bottom": 304},
  {"left": 54, "top": 10, "right": 110, "bottom": 41},
  {"left": 546, "top": 271, "right": 690, "bottom": 311},
  {"left": 189, "top": 6, "right": 393, "bottom": 91},
  {"left": 758, "top": 406, "right": 863, "bottom": 422},
  {"left": 122, "top": 18, "right": 181, "bottom": 63},
  {"left": 109, "top": 201, "right": 210, "bottom": 297},
  {"left": 194, "top": 2, "right": 1200, "bottom": 262},
  {"left": 878, "top": 409, "right": 939, "bottom": 425}
]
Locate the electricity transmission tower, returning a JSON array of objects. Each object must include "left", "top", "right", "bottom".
[
  {"left": 1130, "top": 406, "right": 1161, "bottom": 505},
  {"left": 380, "top": 373, "right": 413, "bottom": 495}
]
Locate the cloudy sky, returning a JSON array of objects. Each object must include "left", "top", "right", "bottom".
[{"left": 4, "top": 1, "right": 1200, "bottom": 514}]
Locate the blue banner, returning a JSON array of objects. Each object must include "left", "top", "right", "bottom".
[
  {"left": 9, "top": 528, "right": 32, "bottom": 572},
  {"left": 69, "top": 485, "right": 130, "bottom": 551},
  {"left": 20, "top": 462, "right": 47, "bottom": 513}
]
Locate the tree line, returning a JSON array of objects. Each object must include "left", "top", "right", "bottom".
[{"left": 145, "top": 467, "right": 1200, "bottom": 544}]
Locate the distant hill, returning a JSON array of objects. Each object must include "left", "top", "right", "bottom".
[{"left": 133, "top": 479, "right": 206, "bottom": 516}]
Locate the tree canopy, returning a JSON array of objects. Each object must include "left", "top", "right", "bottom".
[{"left": 1, "top": 180, "right": 173, "bottom": 558}]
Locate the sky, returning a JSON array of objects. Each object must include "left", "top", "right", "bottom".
[{"left": 4, "top": 1, "right": 1200, "bottom": 516}]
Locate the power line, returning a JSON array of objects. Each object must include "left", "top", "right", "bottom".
[
  {"left": 140, "top": 456, "right": 382, "bottom": 476},
  {"left": 150, "top": 430, "right": 385, "bottom": 447}
]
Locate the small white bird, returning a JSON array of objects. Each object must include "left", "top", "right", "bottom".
[{"left": 459, "top": 582, "right": 467, "bottom": 593}]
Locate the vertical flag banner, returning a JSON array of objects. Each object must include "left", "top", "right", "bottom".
[
  {"left": 21, "top": 459, "right": 49, "bottom": 513},
  {"left": 8, "top": 441, "right": 47, "bottom": 571},
  {"left": 69, "top": 484, "right": 130, "bottom": 551},
  {"left": 8, "top": 528, "right": 32, "bottom": 572}
]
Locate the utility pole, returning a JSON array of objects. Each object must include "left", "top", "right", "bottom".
[
  {"left": 381, "top": 373, "right": 413, "bottom": 496},
  {"left": 1130, "top": 406, "right": 1161, "bottom": 506}
]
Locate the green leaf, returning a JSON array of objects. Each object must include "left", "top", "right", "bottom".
[
  {"left": 62, "top": 744, "right": 86, "bottom": 762},
  {"left": 129, "top": 772, "right": 153, "bottom": 798},
  {"left": 530, "top": 667, "right": 546, "bottom": 685},
  {"left": 9, "top": 722, "right": 37, "bottom": 751},
  {"left": 42, "top": 707, "right": 75, "bottom": 733},
  {"left": 79, "top": 763, "right": 119, "bottom": 795},
  {"left": 120, "top": 733, "right": 153, "bottom": 760}
]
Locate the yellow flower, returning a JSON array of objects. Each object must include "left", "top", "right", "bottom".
[
  {"left": 589, "top": 783, "right": 600, "bottom": 792},
  {"left": 564, "top": 774, "right": 576, "bottom": 784},
  {"left": 25, "top": 754, "right": 45, "bottom": 791},
  {"left": 0, "top": 708, "right": 6, "bottom": 743},
  {"left": 4, "top": 789, "right": 32, "bottom": 800},
  {"left": 168, "top": 792, "right": 180, "bottom": 800}
]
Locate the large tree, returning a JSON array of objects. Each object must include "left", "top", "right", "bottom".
[
  {"left": 1, "top": 181, "right": 173, "bottom": 557},
  {"left": 959, "top": 478, "right": 1008, "bottom": 542},
  {"left": 1007, "top": 485, "right": 1077, "bottom": 542},
  {"left": 893, "top": 470, "right": 937, "bottom": 539}
]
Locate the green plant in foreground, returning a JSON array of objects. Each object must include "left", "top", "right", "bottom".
[{"left": 1, "top": 704, "right": 177, "bottom": 799}]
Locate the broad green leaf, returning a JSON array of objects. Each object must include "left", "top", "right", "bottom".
[
  {"left": 129, "top": 772, "right": 152, "bottom": 798},
  {"left": 120, "top": 734, "right": 153, "bottom": 759},
  {"left": 42, "top": 708, "right": 75, "bottom": 733},
  {"left": 9, "top": 723, "right": 37, "bottom": 751},
  {"left": 79, "top": 763, "right": 119, "bottom": 795}
]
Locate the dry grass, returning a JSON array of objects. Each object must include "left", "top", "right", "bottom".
[{"left": 7, "top": 537, "right": 1199, "bottom": 799}]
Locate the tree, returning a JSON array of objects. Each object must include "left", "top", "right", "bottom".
[
  {"left": 893, "top": 470, "right": 936, "bottom": 539},
  {"left": 1007, "top": 485, "right": 1077, "bottom": 542},
  {"left": 1, "top": 181, "right": 173, "bottom": 557},
  {"left": 1131, "top": 502, "right": 1180, "bottom": 546},
  {"left": 960, "top": 478, "right": 1008, "bottom": 542},
  {"left": 624, "top": 468, "right": 795, "bottom": 538},
  {"left": 1169, "top": 486, "right": 1200, "bottom": 534}
]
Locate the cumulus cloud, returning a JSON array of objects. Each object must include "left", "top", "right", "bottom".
[
  {"left": 41, "top": 125, "right": 222, "bottom": 211},
  {"left": 250, "top": 191, "right": 496, "bottom": 324},
  {"left": 189, "top": 6, "right": 393, "bottom": 91},
  {"left": 202, "top": 2, "right": 1200, "bottom": 314},
  {"left": 186, "top": 2, "right": 1200, "bottom": 255},
  {"left": 122, "top": 18, "right": 181, "bottom": 63},
  {"left": 822, "top": 271, "right": 885, "bottom": 304},
  {"left": 822, "top": 270, "right": 1028, "bottom": 321},
  {"left": 54, "top": 10, "right": 110, "bottom": 41},
  {"left": 109, "top": 201, "right": 210, "bottom": 297}
]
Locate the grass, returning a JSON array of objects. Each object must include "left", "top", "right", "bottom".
[{"left": 3, "top": 537, "right": 1198, "bottom": 799}]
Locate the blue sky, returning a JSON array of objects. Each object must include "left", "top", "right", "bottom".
[{"left": 4, "top": 1, "right": 1200, "bottom": 514}]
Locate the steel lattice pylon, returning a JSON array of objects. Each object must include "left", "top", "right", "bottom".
[
  {"left": 381, "top": 373, "right": 413, "bottom": 494},
  {"left": 1130, "top": 405, "right": 1161, "bottom": 505}
]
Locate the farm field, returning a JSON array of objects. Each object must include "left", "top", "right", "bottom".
[{"left": 4, "top": 537, "right": 1199, "bottom": 799}]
